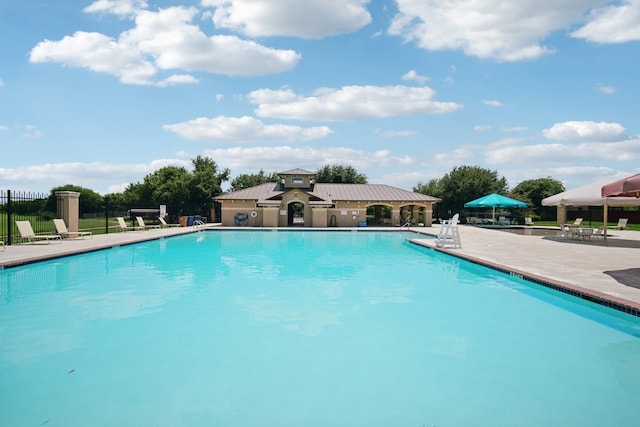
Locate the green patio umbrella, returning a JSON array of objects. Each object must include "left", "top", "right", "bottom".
[{"left": 464, "top": 193, "right": 527, "bottom": 222}]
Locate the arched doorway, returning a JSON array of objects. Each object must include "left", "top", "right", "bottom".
[{"left": 288, "top": 201, "right": 305, "bottom": 226}]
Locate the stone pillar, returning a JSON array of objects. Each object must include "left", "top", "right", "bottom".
[{"left": 56, "top": 191, "right": 81, "bottom": 232}]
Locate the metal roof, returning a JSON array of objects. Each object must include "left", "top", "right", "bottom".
[
  {"left": 216, "top": 182, "right": 440, "bottom": 204},
  {"left": 215, "top": 183, "right": 282, "bottom": 201}
]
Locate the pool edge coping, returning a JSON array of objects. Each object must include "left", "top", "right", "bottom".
[{"left": 407, "top": 238, "right": 640, "bottom": 318}]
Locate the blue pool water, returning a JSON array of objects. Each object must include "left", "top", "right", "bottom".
[{"left": 1, "top": 230, "right": 639, "bottom": 426}]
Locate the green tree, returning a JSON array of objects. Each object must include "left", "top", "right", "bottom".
[
  {"left": 122, "top": 156, "right": 230, "bottom": 217},
  {"left": 190, "top": 155, "right": 230, "bottom": 214},
  {"left": 315, "top": 164, "right": 367, "bottom": 184},
  {"left": 511, "top": 178, "right": 565, "bottom": 209},
  {"left": 414, "top": 179, "right": 442, "bottom": 198},
  {"left": 230, "top": 169, "right": 279, "bottom": 191},
  {"left": 437, "top": 165, "right": 508, "bottom": 217},
  {"left": 136, "top": 166, "right": 192, "bottom": 214}
]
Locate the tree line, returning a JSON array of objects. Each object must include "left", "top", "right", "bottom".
[{"left": 17, "top": 159, "right": 562, "bottom": 220}]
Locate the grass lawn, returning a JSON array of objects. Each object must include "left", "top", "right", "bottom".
[{"left": 1, "top": 215, "right": 131, "bottom": 242}]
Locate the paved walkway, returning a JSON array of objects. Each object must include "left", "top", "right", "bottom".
[
  {"left": 409, "top": 225, "right": 640, "bottom": 313},
  {"left": 0, "top": 226, "right": 201, "bottom": 267},
  {"left": 2, "top": 224, "right": 639, "bottom": 314}
]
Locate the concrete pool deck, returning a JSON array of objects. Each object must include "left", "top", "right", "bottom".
[
  {"left": 409, "top": 225, "right": 640, "bottom": 315},
  {"left": 1, "top": 224, "right": 639, "bottom": 315}
]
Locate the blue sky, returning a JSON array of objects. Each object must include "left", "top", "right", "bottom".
[{"left": 1, "top": 0, "right": 639, "bottom": 195}]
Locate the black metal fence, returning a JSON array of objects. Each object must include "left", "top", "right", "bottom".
[
  {"left": 1, "top": 189, "right": 192, "bottom": 245},
  {"left": 1, "top": 189, "right": 53, "bottom": 245}
]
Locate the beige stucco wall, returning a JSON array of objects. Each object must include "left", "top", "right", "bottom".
[
  {"left": 312, "top": 207, "right": 328, "bottom": 227},
  {"left": 218, "top": 198, "right": 435, "bottom": 228},
  {"left": 220, "top": 200, "right": 258, "bottom": 226}
]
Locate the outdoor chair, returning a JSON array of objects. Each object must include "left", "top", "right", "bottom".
[
  {"left": 53, "top": 219, "right": 92, "bottom": 239},
  {"left": 524, "top": 217, "right": 534, "bottom": 226},
  {"left": 116, "top": 217, "right": 144, "bottom": 232},
  {"left": 615, "top": 218, "right": 628, "bottom": 230},
  {"left": 158, "top": 217, "right": 180, "bottom": 228},
  {"left": 592, "top": 227, "right": 605, "bottom": 239},
  {"left": 136, "top": 216, "right": 161, "bottom": 230},
  {"left": 16, "top": 220, "right": 62, "bottom": 244}
]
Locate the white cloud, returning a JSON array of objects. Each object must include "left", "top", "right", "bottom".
[
  {"left": 84, "top": 0, "right": 148, "bottom": 17},
  {"left": 401, "top": 70, "right": 429, "bottom": 83},
  {"left": 0, "top": 159, "right": 191, "bottom": 194},
  {"left": 374, "top": 128, "right": 417, "bottom": 138},
  {"left": 163, "top": 116, "right": 332, "bottom": 142},
  {"left": 500, "top": 126, "right": 528, "bottom": 132},
  {"left": 388, "top": 0, "right": 603, "bottom": 61},
  {"left": 30, "top": 31, "right": 160, "bottom": 86},
  {"left": 248, "top": 85, "right": 462, "bottom": 121},
  {"left": 474, "top": 125, "right": 492, "bottom": 132},
  {"left": 201, "top": 146, "right": 413, "bottom": 174},
  {"left": 30, "top": 6, "right": 300, "bottom": 85},
  {"left": 597, "top": 84, "right": 616, "bottom": 94},
  {"left": 571, "top": 1, "right": 640, "bottom": 43},
  {"left": 431, "top": 148, "right": 475, "bottom": 166},
  {"left": 483, "top": 99, "right": 503, "bottom": 107},
  {"left": 484, "top": 136, "right": 640, "bottom": 164},
  {"left": 21, "top": 125, "right": 44, "bottom": 139},
  {"left": 123, "top": 7, "right": 300, "bottom": 75},
  {"left": 203, "top": 0, "right": 371, "bottom": 38},
  {"left": 543, "top": 120, "right": 626, "bottom": 141}
]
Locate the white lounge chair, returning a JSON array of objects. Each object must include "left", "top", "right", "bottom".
[
  {"left": 435, "top": 213, "right": 461, "bottom": 248},
  {"left": 53, "top": 219, "right": 92, "bottom": 239},
  {"left": 16, "top": 220, "right": 62, "bottom": 244},
  {"left": 158, "top": 216, "right": 180, "bottom": 228},
  {"left": 569, "top": 218, "right": 583, "bottom": 227},
  {"left": 524, "top": 217, "right": 534, "bottom": 226},
  {"left": 0, "top": 240, "right": 5, "bottom": 251},
  {"left": 136, "top": 216, "right": 161, "bottom": 230},
  {"left": 615, "top": 218, "right": 628, "bottom": 230},
  {"left": 116, "top": 217, "right": 144, "bottom": 232}
]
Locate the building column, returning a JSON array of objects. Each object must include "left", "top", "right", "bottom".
[
  {"left": 56, "top": 191, "right": 81, "bottom": 232},
  {"left": 557, "top": 205, "right": 567, "bottom": 225},
  {"left": 391, "top": 208, "right": 401, "bottom": 226}
]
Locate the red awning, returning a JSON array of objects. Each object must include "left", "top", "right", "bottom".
[{"left": 601, "top": 173, "right": 640, "bottom": 198}]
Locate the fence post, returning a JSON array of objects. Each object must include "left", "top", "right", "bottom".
[
  {"left": 105, "top": 195, "right": 109, "bottom": 234},
  {"left": 7, "top": 189, "right": 12, "bottom": 245}
]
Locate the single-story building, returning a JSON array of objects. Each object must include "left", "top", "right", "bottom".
[{"left": 215, "top": 168, "right": 440, "bottom": 227}]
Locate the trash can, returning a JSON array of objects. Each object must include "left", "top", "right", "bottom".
[
  {"left": 178, "top": 216, "right": 188, "bottom": 227},
  {"left": 187, "top": 216, "right": 195, "bottom": 226}
]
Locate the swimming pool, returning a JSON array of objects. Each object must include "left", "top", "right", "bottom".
[{"left": 1, "top": 230, "right": 639, "bottom": 426}]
